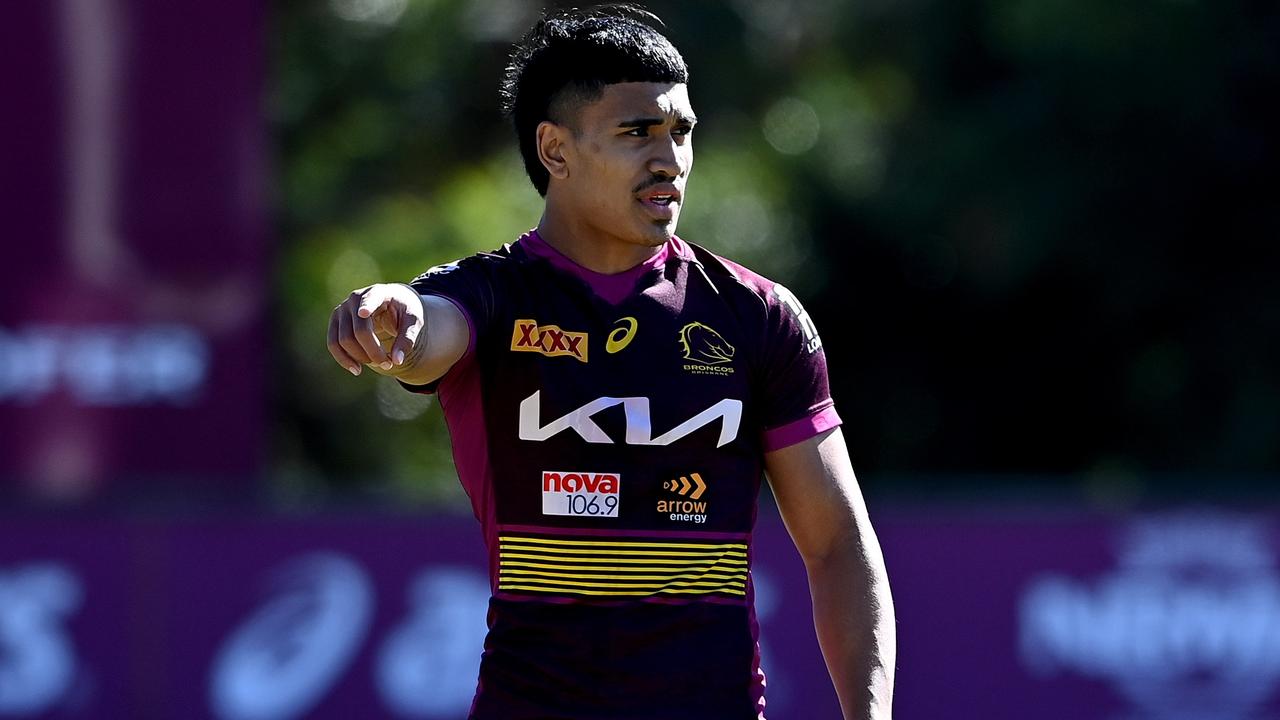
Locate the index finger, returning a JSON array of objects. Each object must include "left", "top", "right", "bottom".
[{"left": 357, "top": 287, "right": 395, "bottom": 319}]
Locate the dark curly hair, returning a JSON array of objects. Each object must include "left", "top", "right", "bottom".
[{"left": 501, "top": 5, "right": 689, "bottom": 196}]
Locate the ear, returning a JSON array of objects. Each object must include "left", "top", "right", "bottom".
[{"left": 536, "top": 121, "right": 572, "bottom": 182}]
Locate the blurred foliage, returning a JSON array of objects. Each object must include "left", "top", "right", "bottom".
[{"left": 273, "top": 0, "right": 1280, "bottom": 507}]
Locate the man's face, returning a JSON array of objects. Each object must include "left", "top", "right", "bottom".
[{"left": 557, "top": 82, "right": 695, "bottom": 248}]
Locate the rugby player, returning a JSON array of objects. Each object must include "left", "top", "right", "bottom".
[{"left": 326, "top": 6, "right": 894, "bottom": 718}]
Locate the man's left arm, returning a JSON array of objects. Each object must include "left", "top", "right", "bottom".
[{"left": 764, "top": 427, "right": 895, "bottom": 720}]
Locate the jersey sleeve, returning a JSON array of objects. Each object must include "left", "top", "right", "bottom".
[
  {"left": 757, "top": 283, "right": 841, "bottom": 451},
  {"left": 399, "top": 257, "right": 495, "bottom": 394}
]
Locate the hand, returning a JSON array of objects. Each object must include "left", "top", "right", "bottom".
[{"left": 327, "top": 283, "right": 424, "bottom": 376}]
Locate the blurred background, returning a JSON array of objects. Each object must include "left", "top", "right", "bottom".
[{"left": 3, "top": 0, "right": 1279, "bottom": 718}]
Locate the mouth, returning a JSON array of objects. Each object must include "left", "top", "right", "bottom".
[{"left": 637, "top": 185, "right": 682, "bottom": 220}]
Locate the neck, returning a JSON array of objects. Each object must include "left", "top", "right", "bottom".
[{"left": 536, "top": 204, "right": 664, "bottom": 275}]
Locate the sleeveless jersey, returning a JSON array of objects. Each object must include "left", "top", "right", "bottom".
[{"left": 404, "top": 230, "right": 840, "bottom": 720}]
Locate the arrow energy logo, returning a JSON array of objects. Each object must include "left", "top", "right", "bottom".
[
  {"left": 663, "top": 473, "right": 706, "bottom": 500},
  {"left": 658, "top": 473, "right": 709, "bottom": 524}
]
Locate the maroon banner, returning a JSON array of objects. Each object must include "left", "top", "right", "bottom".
[
  {"left": 2, "top": 506, "right": 1278, "bottom": 718},
  {"left": 0, "top": 1, "right": 267, "bottom": 498}
]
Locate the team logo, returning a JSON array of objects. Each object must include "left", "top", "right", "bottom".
[
  {"left": 657, "top": 472, "right": 709, "bottom": 524},
  {"left": 606, "top": 317, "right": 638, "bottom": 354},
  {"left": 541, "top": 470, "right": 620, "bottom": 518},
  {"left": 510, "top": 320, "right": 588, "bottom": 362},
  {"left": 679, "top": 322, "right": 735, "bottom": 376}
]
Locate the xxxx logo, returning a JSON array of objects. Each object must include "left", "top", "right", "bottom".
[
  {"left": 511, "top": 319, "right": 588, "bottom": 362},
  {"left": 662, "top": 473, "right": 707, "bottom": 500}
]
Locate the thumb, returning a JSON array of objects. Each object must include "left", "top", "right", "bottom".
[{"left": 390, "top": 306, "right": 424, "bottom": 366}]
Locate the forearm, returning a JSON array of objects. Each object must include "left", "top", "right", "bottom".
[
  {"left": 805, "top": 525, "right": 895, "bottom": 720},
  {"left": 764, "top": 429, "right": 896, "bottom": 718}
]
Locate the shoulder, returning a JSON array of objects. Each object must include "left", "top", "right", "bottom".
[
  {"left": 409, "top": 242, "right": 526, "bottom": 286},
  {"left": 683, "top": 239, "right": 823, "bottom": 354},
  {"left": 683, "top": 240, "right": 786, "bottom": 311}
]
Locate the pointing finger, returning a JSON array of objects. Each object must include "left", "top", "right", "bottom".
[{"left": 357, "top": 289, "right": 389, "bottom": 320}]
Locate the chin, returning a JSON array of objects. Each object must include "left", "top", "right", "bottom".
[{"left": 641, "top": 222, "right": 677, "bottom": 246}]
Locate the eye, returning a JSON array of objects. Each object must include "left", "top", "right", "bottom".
[
  {"left": 672, "top": 125, "right": 694, "bottom": 137},
  {"left": 623, "top": 126, "right": 648, "bottom": 137}
]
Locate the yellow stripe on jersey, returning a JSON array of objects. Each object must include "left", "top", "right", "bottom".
[
  {"left": 503, "top": 536, "right": 748, "bottom": 551},
  {"left": 497, "top": 534, "right": 749, "bottom": 599}
]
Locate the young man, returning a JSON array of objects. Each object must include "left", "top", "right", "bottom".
[{"left": 326, "top": 6, "right": 894, "bottom": 719}]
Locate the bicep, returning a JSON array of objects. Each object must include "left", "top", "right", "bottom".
[{"left": 764, "top": 428, "right": 866, "bottom": 564}]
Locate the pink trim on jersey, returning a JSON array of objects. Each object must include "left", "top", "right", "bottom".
[
  {"left": 497, "top": 523, "right": 750, "bottom": 541},
  {"left": 761, "top": 405, "right": 842, "bottom": 452},
  {"left": 399, "top": 292, "right": 476, "bottom": 394},
  {"left": 519, "top": 229, "right": 691, "bottom": 305},
  {"left": 435, "top": 343, "right": 500, "bottom": 589}
]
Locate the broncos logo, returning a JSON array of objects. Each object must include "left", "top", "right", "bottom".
[{"left": 679, "top": 322, "right": 735, "bottom": 366}]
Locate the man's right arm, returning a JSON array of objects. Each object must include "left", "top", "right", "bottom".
[{"left": 325, "top": 282, "right": 470, "bottom": 387}]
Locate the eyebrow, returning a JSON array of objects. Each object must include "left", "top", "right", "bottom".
[{"left": 617, "top": 113, "right": 698, "bottom": 129}]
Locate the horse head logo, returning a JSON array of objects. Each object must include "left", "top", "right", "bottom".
[{"left": 679, "top": 322, "right": 735, "bottom": 366}]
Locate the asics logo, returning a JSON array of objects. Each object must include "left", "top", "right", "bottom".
[
  {"left": 518, "top": 391, "right": 742, "bottom": 448},
  {"left": 606, "top": 317, "right": 638, "bottom": 354}
]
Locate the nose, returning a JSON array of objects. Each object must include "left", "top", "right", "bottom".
[{"left": 648, "top": 136, "right": 688, "bottom": 179}]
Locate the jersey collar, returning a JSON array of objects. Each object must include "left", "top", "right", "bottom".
[{"left": 518, "top": 229, "right": 692, "bottom": 304}]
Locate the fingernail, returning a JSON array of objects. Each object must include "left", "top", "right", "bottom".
[
  {"left": 393, "top": 350, "right": 405, "bottom": 365},
  {"left": 380, "top": 361, "right": 393, "bottom": 370},
  {"left": 349, "top": 366, "right": 361, "bottom": 376}
]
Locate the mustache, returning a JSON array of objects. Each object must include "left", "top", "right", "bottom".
[{"left": 632, "top": 175, "right": 680, "bottom": 194}]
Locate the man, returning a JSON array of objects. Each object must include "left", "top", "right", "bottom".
[{"left": 327, "top": 6, "right": 894, "bottom": 719}]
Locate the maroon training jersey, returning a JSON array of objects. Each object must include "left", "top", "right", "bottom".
[{"left": 404, "top": 230, "right": 839, "bottom": 720}]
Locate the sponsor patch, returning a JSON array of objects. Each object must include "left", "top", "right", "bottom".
[
  {"left": 678, "top": 322, "right": 735, "bottom": 376},
  {"left": 773, "top": 284, "right": 822, "bottom": 354},
  {"left": 518, "top": 392, "right": 743, "bottom": 448},
  {"left": 421, "top": 262, "right": 459, "bottom": 276},
  {"left": 658, "top": 472, "right": 709, "bottom": 524},
  {"left": 541, "top": 471, "right": 620, "bottom": 518},
  {"left": 606, "top": 316, "right": 638, "bottom": 354},
  {"left": 511, "top": 320, "right": 588, "bottom": 362}
]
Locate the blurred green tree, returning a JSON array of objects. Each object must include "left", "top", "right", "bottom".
[{"left": 274, "top": 0, "right": 1279, "bottom": 508}]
